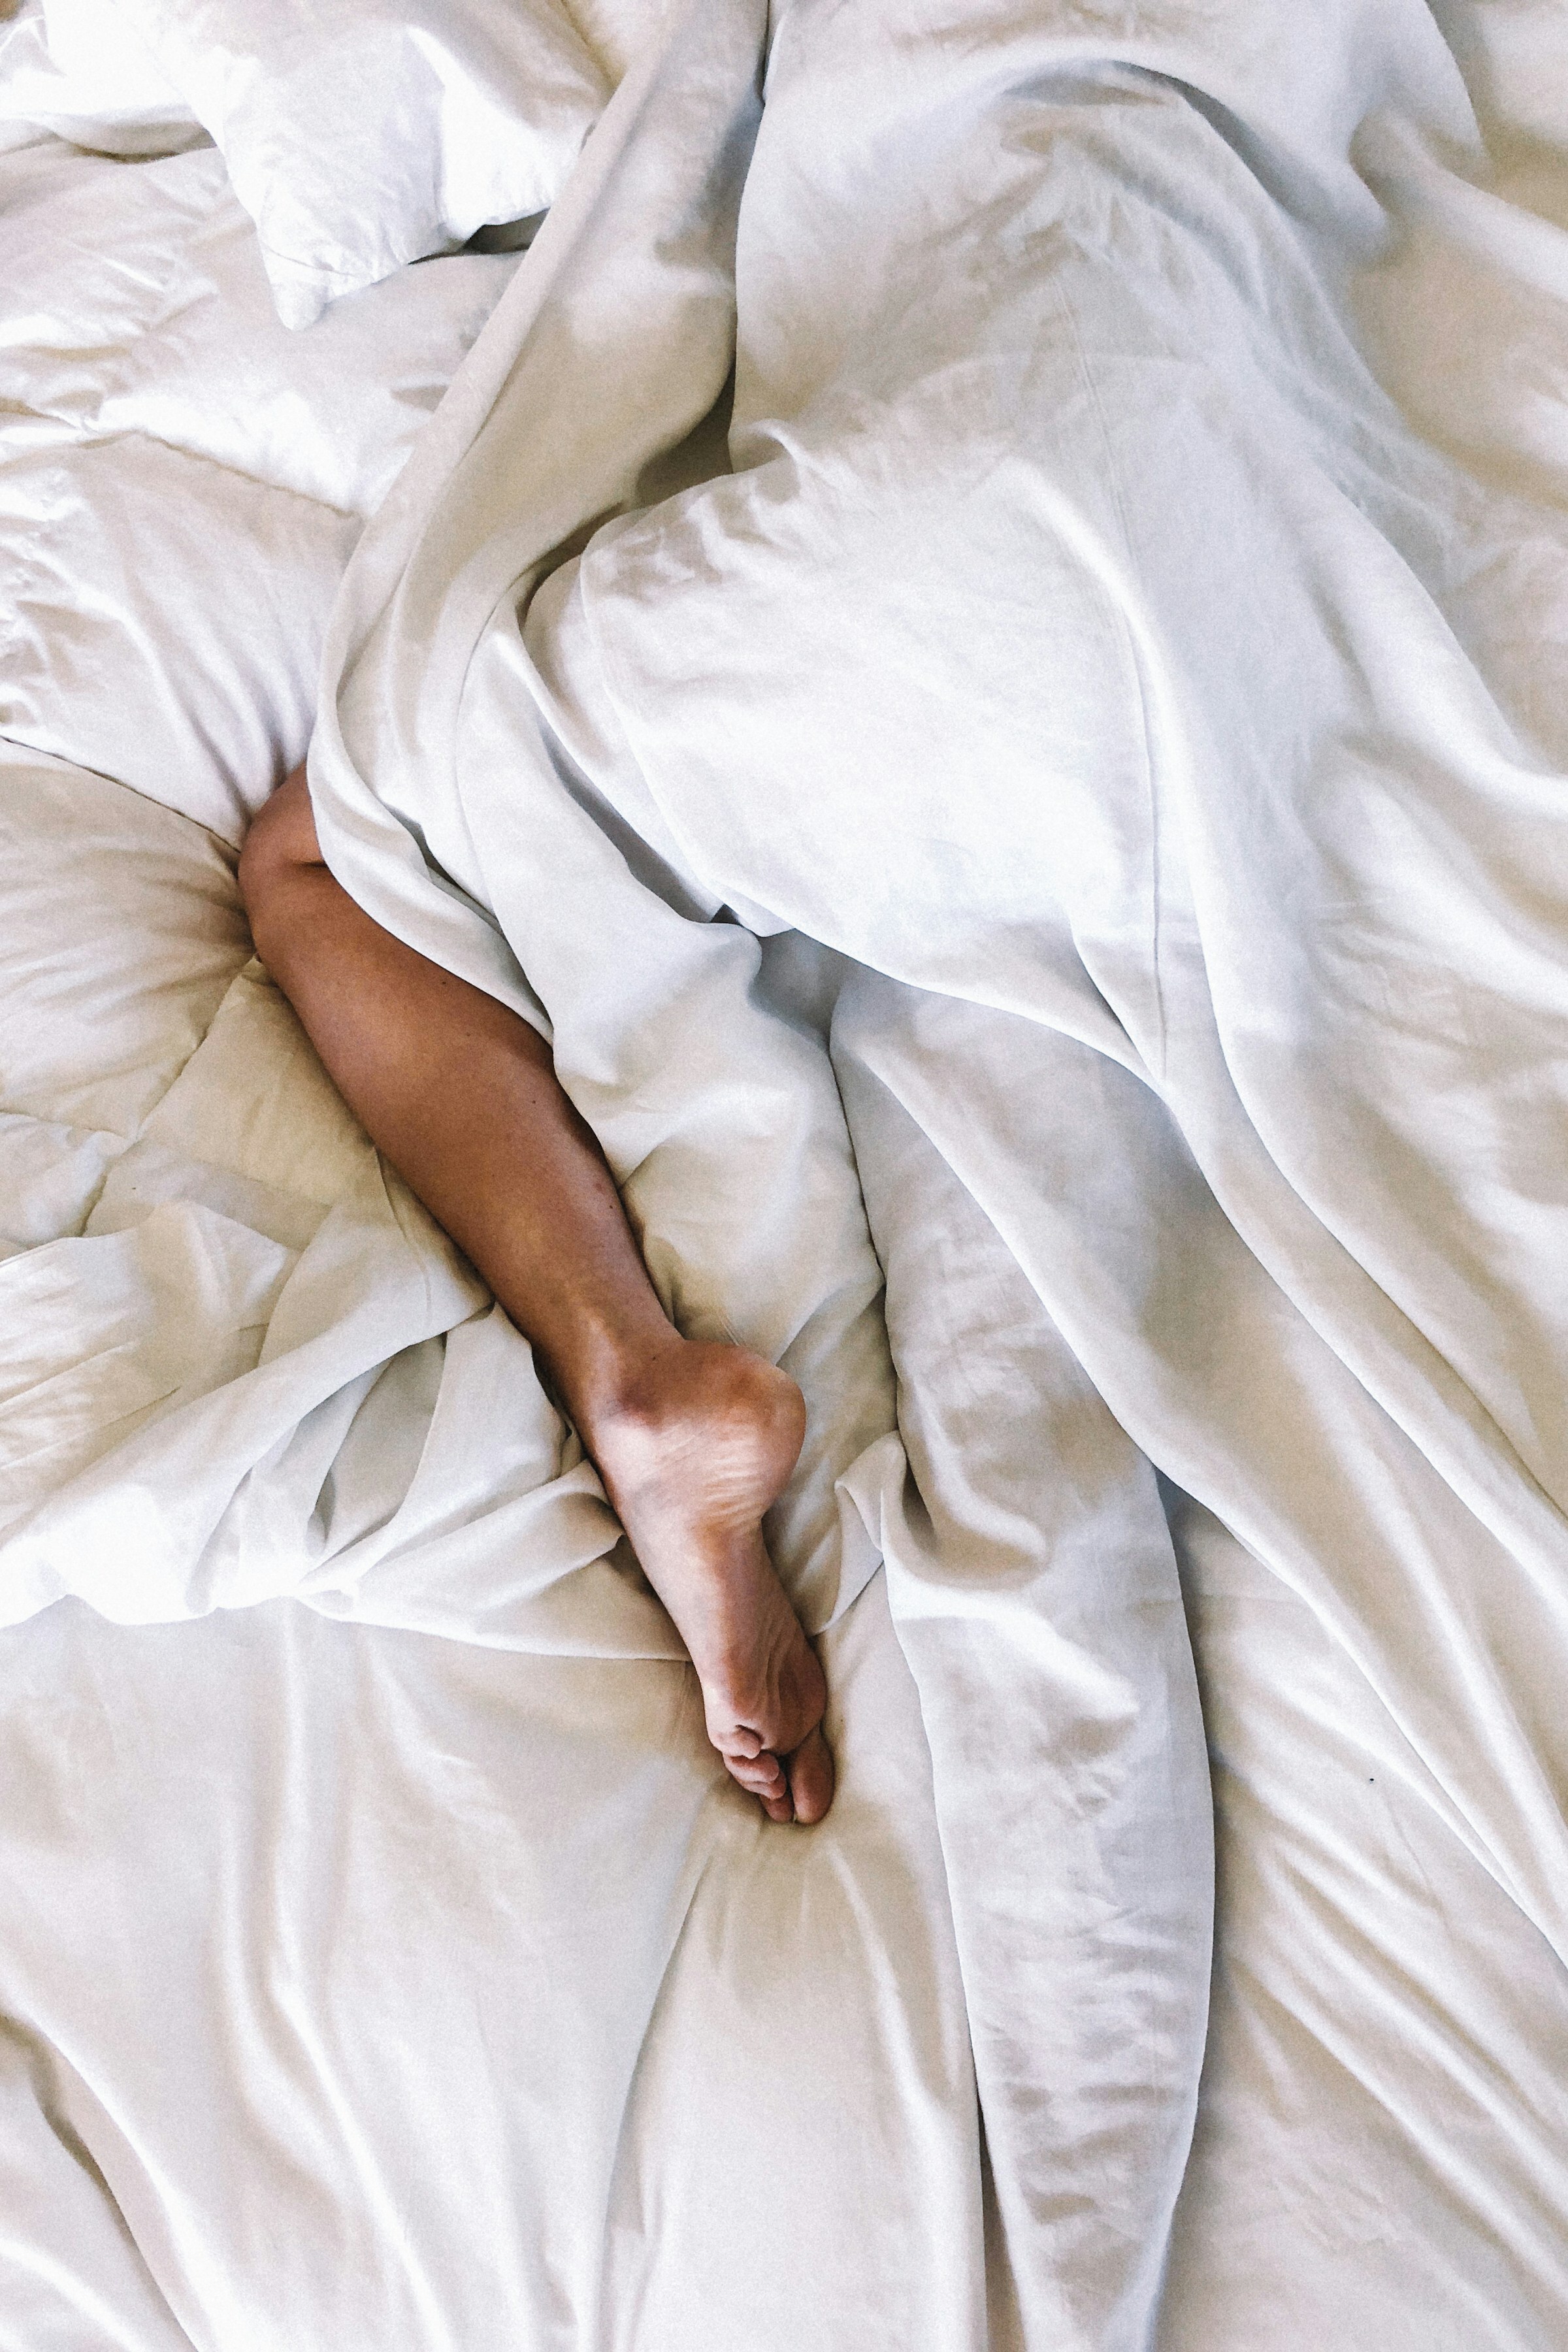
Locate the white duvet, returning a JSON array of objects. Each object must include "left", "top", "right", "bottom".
[{"left": 5, "top": 0, "right": 1568, "bottom": 2345}]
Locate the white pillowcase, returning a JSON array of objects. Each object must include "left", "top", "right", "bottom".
[
  {"left": 104, "top": 0, "right": 610, "bottom": 325},
  {"left": 0, "top": 0, "right": 201, "bottom": 156}
]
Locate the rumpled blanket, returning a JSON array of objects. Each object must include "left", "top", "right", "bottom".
[
  {"left": 306, "top": 0, "right": 1568, "bottom": 2332},
  {"left": 13, "top": 0, "right": 1568, "bottom": 2340}
]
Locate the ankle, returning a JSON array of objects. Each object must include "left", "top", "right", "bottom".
[
  {"left": 566, "top": 1331, "right": 806, "bottom": 1499},
  {"left": 548, "top": 1318, "right": 687, "bottom": 1459}
]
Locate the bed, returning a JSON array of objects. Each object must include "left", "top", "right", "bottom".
[{"left": 2, "top": 0, "right": 1567, "bottom": 2344}]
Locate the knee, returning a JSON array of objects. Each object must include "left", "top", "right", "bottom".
[{"left": 239, "top": 763, "right": 323, "bottom": 963}]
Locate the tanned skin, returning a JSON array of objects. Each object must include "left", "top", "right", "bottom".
[{"left": 240, "top": 766, "right": 832, "bottom": 1825}]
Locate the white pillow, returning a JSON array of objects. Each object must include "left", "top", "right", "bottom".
[
  {"left": 112, "top": 0, "right": 611, "bottom": 325},
  {"left": 0, "top": 0, "right": 201, "bottom": 155}
]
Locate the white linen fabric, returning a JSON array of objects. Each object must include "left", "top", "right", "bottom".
[
  {"left": 0, "top": 1586, "right": 985, "bottom": 2351},
  {"left": 299, "top": 0, "right": 1568, "bottom": 2336},
  {"left": 0, "top": 133, "right": 520, "bottom": 837},
  {"left": 1158, "top": 1493, "right": 1568, "bottom": 2351},
  {"left": 0, "top": 0, "right": 200, "bottom": 156},
  {"left": 112, "top": 0, "right": 611, "bottom": 326},
  {"left": 3, "top": 0, "right": 1568, "bottom": 2343}
]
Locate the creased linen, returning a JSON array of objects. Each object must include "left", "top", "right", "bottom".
[
  {"left": 301, "top": 0, "right": 1568, "bottom": 2337},
  {"left": 5, "top": 0, "right": 1568, "bottom": 2340}
]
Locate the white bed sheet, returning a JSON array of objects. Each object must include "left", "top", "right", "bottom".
[
  {"left": 3, "top": 0, "right": 1568, "bottom": 2345},
  {"left": 0, "top": 1582, "right": 983, "bottom": 2351},
  {"left": 0, "top": 76, "right": 993, "bottom": 2352},
  {"left": 0, "top": 720, "right": 994, "bottom": 2349}
]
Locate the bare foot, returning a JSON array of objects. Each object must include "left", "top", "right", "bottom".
[{"left": 582, "top": 1339, "right": 834, "bottom": 1826}]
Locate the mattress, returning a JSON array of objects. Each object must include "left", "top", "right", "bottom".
[{"left": 3, "top": 0, "right": 1568, "bottom": 2345}]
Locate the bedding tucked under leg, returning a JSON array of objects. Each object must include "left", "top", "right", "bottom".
[{"left": 238, "top": 767, "right": 834, "bottom": 1825}]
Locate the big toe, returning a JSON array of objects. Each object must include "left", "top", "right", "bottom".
[{"left": 785, "top": 1723, "right": 835, "bottom": 1825}]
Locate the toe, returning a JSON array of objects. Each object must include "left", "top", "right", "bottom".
[
  {"left": 784, "top": 1723, "right": 834, "bottom": 1825},
  {"left": 726, "top": 1752, "right": 794, "bottom": 1823},
  {"left": 728, "top": 1750, "right": 785, "bottom": 1797}
]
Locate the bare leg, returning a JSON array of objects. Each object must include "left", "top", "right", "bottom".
[{"left": 240, "top": 768, "right": 832, "bottom": 1825}]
